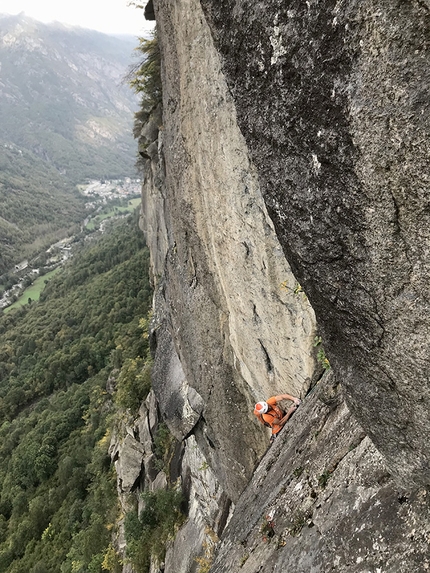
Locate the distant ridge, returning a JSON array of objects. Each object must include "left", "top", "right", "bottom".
[
  {"left": 0, "top": 13, "right": 141, "bottom": 272},
  {"left": 0, "top": 12, "right": 139, "bottom": 181}
]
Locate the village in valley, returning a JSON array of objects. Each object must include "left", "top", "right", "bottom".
[
  {"left": 0, "top": 178, "right": 141, "bottom": 311},
  {"left": 78, "top": 177, "right": 141, "bottom": 208}
]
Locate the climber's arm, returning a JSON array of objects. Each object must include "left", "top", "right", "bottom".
[
  {"left": 271, "top": 393, "right": 301, "bottom": 406},
  {"left": 278, "top": 404, "right": 299, "bottom": 427}
]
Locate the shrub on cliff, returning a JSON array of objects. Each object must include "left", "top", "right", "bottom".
[
  {"left": 129, "top": 29, "right": 162, "bottom": 113},
  {"left": 124, "top": 488, "right": 185, "bottom": 573},
  {"left": 128, "top": 26, "right": 162, "bottom": 164},
  {"left": 114, "top": 356, "right": 152, "bottom": 412}
]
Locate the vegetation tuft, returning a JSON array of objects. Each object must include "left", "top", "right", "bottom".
[
  {"left": 124, "top": 488, "right": 185, "bottom": 573},
  {"left": 129, "top": 27, "right": 162, "bottom": 172},
  {"left": 128, "top": 29, "right": 162, "bottom": 114},
  {"left": 313, "top": 336, "right": 330, "bottom": 370}
]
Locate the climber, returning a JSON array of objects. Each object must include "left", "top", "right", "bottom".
[{"left": 254, "top": 393, "right": 301, "bottom": 443}]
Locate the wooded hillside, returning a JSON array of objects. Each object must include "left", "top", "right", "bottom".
[{"left": 0, "top": 214, "right": 152, "bottom": 573}]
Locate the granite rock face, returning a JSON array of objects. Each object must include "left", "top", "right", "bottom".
[
  {"left": 144, "top": 0, "right": 317, "bottom": 502},
  {"left": 133, "top": 1, "right": 430, "bottom": 571},
  {"left": 199, "top": 0, "right": 430, "bottom": 487},
  {"left": 109, "top": 389, "right": 236, "bottom": 573},
  {"left": 210, "top": 372, "right": 430, "bottom": 573}
]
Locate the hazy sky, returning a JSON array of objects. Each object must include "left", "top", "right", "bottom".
[{"left": 0, "top": 0, "right": 154, "bottom": 36}]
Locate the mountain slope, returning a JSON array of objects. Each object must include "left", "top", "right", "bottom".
[
  {"left": 0, "top": 143, "right": 85, "bottom": 274},
  {"left": 0, "top": 13, "right": 138, "bottom": 181},
  {"left": 0, "top": 215, "right": 152, "bottom": 573},
  {"left": 0, "top": 14, "right": 140, "bottom": 272}
]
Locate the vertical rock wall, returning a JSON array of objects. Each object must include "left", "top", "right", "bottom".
[
  {"left": 131, "top": 1, "right": 430, "bottom": 571},
  {"left": 198, "top": 0, "right": 430, "bottom": 487},
  {"left": 144, "top": 0, "right": 317, "bottom": 503}
]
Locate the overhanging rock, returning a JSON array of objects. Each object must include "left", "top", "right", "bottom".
[{"left": 199, "top": 0, "right": 430, "bottom": 487}]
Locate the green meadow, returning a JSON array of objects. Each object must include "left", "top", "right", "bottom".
[{"left": 4, "top": 268, "right": 62, "bottom": 313}]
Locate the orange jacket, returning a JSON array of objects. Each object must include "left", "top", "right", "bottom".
[{"left": 255, "top": 397, "right": 285, "bottom": 435}]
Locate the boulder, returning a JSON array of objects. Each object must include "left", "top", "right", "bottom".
[{"left": 114, "top": 434, "right": 145, "bottom": 493}]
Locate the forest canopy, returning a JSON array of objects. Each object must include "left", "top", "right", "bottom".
[{"left": 0, "top": 214, "right": 153, "bottom": 573}]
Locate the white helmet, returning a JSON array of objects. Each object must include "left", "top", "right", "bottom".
[{"left": 254, "top": 401, "right": 269, "bottom": 414}]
